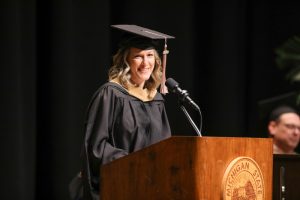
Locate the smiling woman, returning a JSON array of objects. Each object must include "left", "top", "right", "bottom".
[
  {"left": 70, "top": 25, "right": 175, "bottom": 200},
  {"left": 110, "top": 46, "right": 160, "bottom": 101},
  {"left": 127, "top": 48, "right": 155, "bottom": 87}
]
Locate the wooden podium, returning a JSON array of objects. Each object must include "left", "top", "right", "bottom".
[{"left": 100, "top": 136, "right": 273, "bottom": 200}]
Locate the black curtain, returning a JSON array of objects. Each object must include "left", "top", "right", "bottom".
[{"left": 1, "top": 0, "right": 300, "bottom": 199}]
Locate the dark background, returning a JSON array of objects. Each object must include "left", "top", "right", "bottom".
[{"left": 1, "top": 0, "right": 300, "bottom": 199}]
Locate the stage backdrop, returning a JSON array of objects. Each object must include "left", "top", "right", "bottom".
[{"left": 1, "top": 0, "right": 300, "bottom": 199}]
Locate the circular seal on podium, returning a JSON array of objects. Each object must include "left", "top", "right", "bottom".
[{"left": 222, "top": 156, "right": 264, "bottom": 200}]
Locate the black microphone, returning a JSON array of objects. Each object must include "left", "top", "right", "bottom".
[{"left": 166, "top": 78, "right": 200, "bottom": 111}]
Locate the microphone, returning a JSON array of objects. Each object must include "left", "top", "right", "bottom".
[
  {"left": 166, "top": 77, "right": 203, "bottom": 136},
  {"left": 166, "top": 78, "right": 200, "bottom": 111}
]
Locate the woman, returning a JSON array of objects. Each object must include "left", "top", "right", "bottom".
[{"left": 79, "top": 25, "right": 173, "bottom": 200}]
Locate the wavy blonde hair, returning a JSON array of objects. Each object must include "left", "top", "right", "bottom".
[{"left": 108, "top": 47, "right": 162, "bottom": 92}]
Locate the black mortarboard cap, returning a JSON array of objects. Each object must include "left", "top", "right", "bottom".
[
  {"left": 258, "top": 91, "right": 300, "bottom": 122},
  {"left": 111, "top": 24, "right": 175, "bottom": 94},
  {"left": 256, "top": 92, "right": 300, "bottom": 136},
  {"left": 269, "top": 105, "right": 298, "bottom": 121},
  {"left": 111, "top": 24, "right": 175, "bottom": 50}
]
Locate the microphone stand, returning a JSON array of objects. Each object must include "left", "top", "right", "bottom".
[{"left": 179, "top": 100, "right": 202, "bottom": 137}]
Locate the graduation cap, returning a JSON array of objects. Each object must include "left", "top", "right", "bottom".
[
  {"left": 111, "top": 24, "right": 175, "bottom": 94},
  {"left": 256, "top": 92, "right": 300, "bottom": 136},
  {"left": 258, "top": 91, "right": 300, "bottom": 122}
]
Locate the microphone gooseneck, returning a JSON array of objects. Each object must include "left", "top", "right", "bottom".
[{"left": 166, "top": 78, "right": 203, "bottom": 137}]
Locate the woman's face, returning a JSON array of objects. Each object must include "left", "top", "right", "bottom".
[{"left": 127, "top": 47, "right": 155, "bottom": 86}]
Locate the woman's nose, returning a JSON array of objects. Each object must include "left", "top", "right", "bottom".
[{"left": 141, "top": 56, "right": 148, "bottom": 65}]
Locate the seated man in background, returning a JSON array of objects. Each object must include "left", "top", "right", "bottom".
[{"left": 268, "top": 105, "right": 300, "bottom": 154}]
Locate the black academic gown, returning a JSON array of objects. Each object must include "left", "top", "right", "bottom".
[{"left": 82, "top": 82, "right": 171, "bottom": 200}]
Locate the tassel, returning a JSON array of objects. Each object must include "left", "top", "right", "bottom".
[{"left": 160, "top": 39, "right": 169, "bottom": 94}]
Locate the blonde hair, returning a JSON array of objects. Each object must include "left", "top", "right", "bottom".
[{"left": 108, "top": 47, "right": 162, "bottom": 92}]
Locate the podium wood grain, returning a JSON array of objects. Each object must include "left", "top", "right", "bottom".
[{"left": 100, "top": 136, "right": 273, "bottom": 200}]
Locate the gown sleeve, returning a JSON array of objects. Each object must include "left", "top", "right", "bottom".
[{"left": 82, "top": 85, "right": 128, "bottom": 198}]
